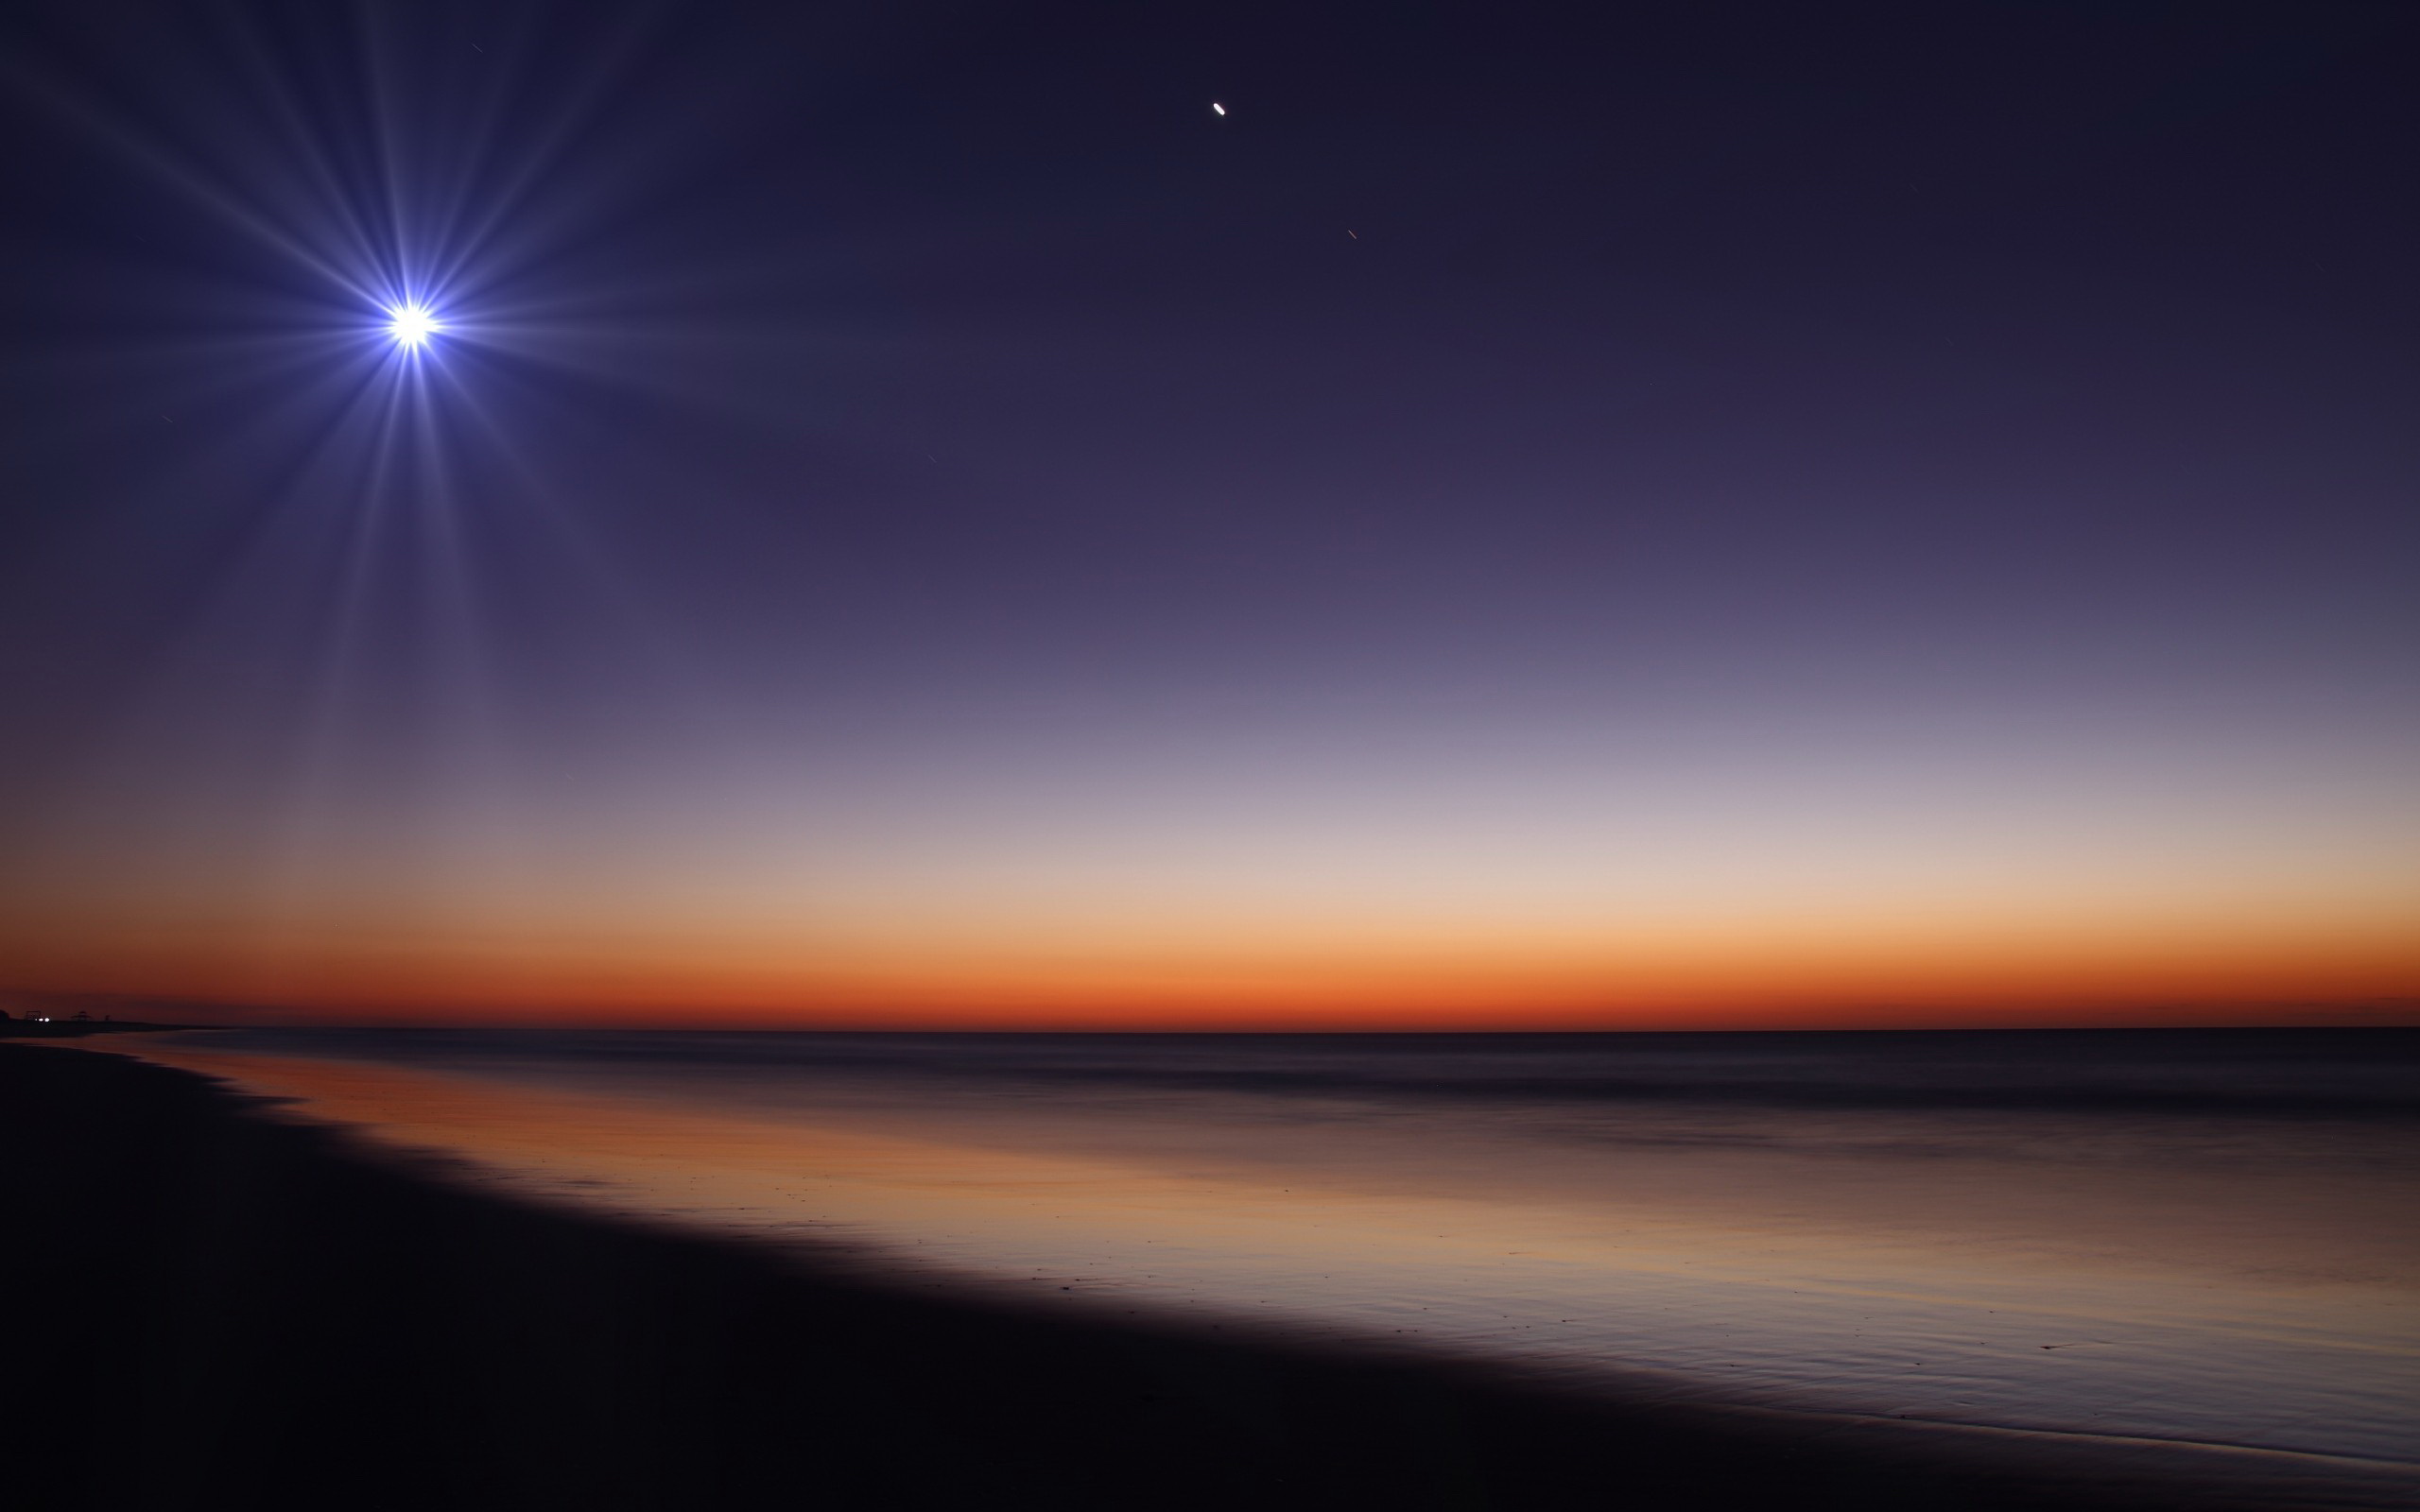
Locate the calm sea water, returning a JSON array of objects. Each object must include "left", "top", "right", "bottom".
[{"left": 124, "top": 1028, "right": 2420, "bottom": 1498}]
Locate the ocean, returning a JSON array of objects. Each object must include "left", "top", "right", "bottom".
[{"left": 121, "top": 1027, "right": 2420, "bottom": 1499}]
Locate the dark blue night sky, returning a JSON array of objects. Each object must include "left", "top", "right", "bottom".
[{"left": 1, "top": 1, "right": 2413, "bottom": 1023}]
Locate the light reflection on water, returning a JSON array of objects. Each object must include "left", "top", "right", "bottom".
[{"left": 119, "top": 1030, "right": 2420, "bottom": 1474}]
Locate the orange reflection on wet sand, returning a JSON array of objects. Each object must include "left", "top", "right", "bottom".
[{"left": 112, "top": 1034, "right": 2420, "bottom": 1478}]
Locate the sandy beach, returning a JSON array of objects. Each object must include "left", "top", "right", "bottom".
[{"left": 14, "top": 1039, "right": 2410, "bottom": 1511}]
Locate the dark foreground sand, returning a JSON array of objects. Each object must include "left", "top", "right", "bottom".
[{"left": 3, "top": 1042, "right": 2384, "bottom": 1511}]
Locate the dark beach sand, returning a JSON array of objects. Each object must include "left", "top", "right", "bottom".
[{"left": 5, "top": 1041, "right": 2394, "bottom": 1511}]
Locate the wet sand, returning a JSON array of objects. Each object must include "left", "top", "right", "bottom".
[{"left": 6, "top": 1041, "right": 2403, "bottom": 1510}]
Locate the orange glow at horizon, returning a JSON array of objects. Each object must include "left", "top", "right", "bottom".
[
  {"left": 10, "top": 710, "right": 2415, "bottom": 1031},
  {"left": 7, "top": 891, "right": 2414, "bottom": 1029}
]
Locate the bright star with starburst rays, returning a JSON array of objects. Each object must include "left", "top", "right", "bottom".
[{"left": 386, "top": 302, "right": 442, "bottom": 350}]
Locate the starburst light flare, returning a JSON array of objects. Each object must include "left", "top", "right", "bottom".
[{"left": 387, "top": 302, "right": 441, "bottom": 350}]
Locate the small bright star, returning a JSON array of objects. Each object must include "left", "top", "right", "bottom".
[
  {"left": 1211, "top": 102, "right": 1226, "bottom": 116},
  {"left": 387, "top": 303, "right": 441, "bottom": 350}
]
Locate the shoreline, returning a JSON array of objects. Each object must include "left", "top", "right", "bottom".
[
  {"left": 0, "top": 1017, "right": 202, "bottom": 1039},
  {"left": 9, "top": 1041, "right": 2411, "bottom": 1510}
]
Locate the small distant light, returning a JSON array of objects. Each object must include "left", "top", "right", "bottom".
[
  {"left": 387, "top": 303, "right": 441, "bottom": 350},
  {"left": 1212, "top": 102, "right": 1226, "bottom": 116}
]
